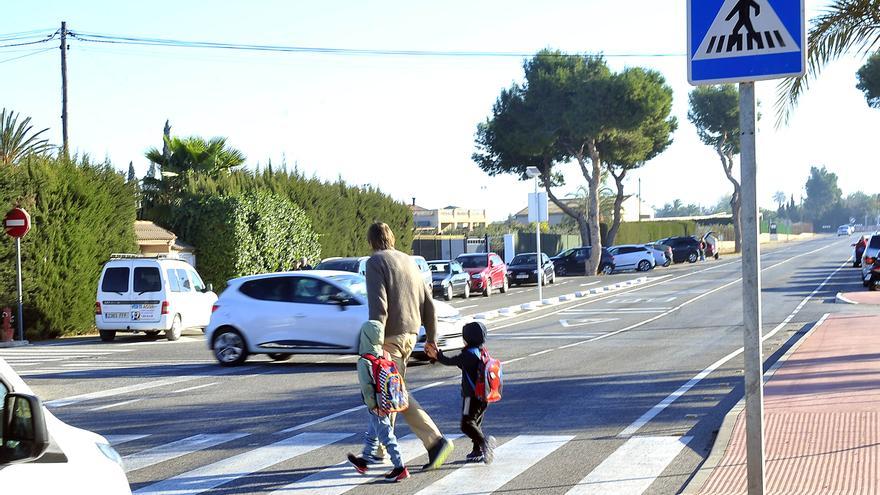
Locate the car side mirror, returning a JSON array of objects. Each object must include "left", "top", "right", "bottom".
[
  {"left": 205, "top": 283, "right": 214, "bottom": 293},
  {"left": 330, "top": 292, "right": 353, "bottom": 310},
  {"left": 0, "top": 393, "right": 49, "bottom": 465}
]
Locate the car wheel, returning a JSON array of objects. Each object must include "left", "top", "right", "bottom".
[
  {"left": 145, "top": 330, "right": 161, "bottom": 338},
  {"left": 462, "top": 283, "right": 470, "bottom": 299},
  {"left": 637, "top": 260, "right": 652, "bottom": 272},
  {"left": 213, "top": 328, "right": 249, "bottom": 366},
  {"left": 99, "top": 330, "right": 116, "bottom": 342},
  {"left": 663, "top": 259, "right": 671, "bottom": 267},
  {"left": 687, "top": 252, "right": 698, "bottom": 263},
  {"left": 166, "top": 315, "right": 182, "bottom": 341},
  {"left": 601, "top": 264, "right": 614, "bottom": 275},
  {"left": 557, "top": 266, "right": 567, "bottom": 277},
  {"left": 483, "top": 279, "right": 492, "bottom": 297},
  {"left": 444, "top": 285, "right": 453, "bottom": 301},
  {"left": 268, "top": 353, "right": 291, "bottom": 361},
  {"left": 500, "top": 276, "right": 509, "bottom": 293}
]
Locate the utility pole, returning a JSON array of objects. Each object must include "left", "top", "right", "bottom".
[{"left": 60, "top": 21, "right": 69, "bottom": 156}]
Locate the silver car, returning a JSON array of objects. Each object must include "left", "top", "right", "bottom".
[{"left": 861, "top": 233, "right": 880, "bottom": 286}]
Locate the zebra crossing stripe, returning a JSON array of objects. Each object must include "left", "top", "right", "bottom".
[
  {"left": 415, "top": 435, "right": 574, "bottom": 495},
  {"left": 133, "top": 432, "right": 349, "bottom": 495},
  {"left": 106, "top": 434, "right": 149, "bottom": 446},
  {"left": 268, "top": 434, "right": 464, "bottom": 495},
  {"left": 124, "top": 433, "right": 248, "bottom": 472},
  {"left": 565, "top": 436, "right": 691, "bottom": 494}
]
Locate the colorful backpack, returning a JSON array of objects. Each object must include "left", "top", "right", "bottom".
[
  {"left": 362, "top": 353, "right": 409, "bottom": 415},
  {"left": 467, "top": 347, "right": 503, "bottom": 403}
]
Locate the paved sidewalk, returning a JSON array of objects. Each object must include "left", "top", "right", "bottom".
[
  {"left": 836, "top": 290, "right": 880, "bottom": 305},
  {"left": 691, "top": 312, "right": 880, "bottom": 494}
]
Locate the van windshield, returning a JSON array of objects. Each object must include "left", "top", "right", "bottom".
[{"left": 102, "top": 267, "right": 129, "bottom": 293}]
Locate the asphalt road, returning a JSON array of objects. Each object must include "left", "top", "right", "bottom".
[{"left": 0, "top": 234, "right": 862, "bottom": 494}]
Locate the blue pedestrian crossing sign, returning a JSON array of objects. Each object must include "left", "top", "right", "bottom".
[{"left": 688, "top": 0, "right": 805, "bottom": 85}]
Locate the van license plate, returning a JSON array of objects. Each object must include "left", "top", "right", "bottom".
[{"left": 105, "top": 312, "right": 127, "bottom": 319}]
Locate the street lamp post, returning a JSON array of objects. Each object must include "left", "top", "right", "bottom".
[{"left": 526, "top": 166, "right": 542, "bottom": 302}]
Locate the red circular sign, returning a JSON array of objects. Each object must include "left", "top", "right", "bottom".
[{"left": 4, "top": 208, "right": 31, "bottom": 238}]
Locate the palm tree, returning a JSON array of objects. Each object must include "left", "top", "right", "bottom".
[
  {"left": 776, "top": 0, "right": 880, "bottom": 125},
  {"left": 0, "top": 108, "right": 53, "bottom": 165},
  {"left": 773, "top": 191, "right": 787, "bottom": 208}
]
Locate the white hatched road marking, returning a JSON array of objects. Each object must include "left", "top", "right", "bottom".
[
  {"left": 47, "top": 376, "right": 210, "bottom": 407},
  {"left": 90, "top": 398, "right": 143, "bottom": 411},
  {"left": 124, "top": 433, "right": 247, "bottom": 472},
  {"left": 107, "top": 434, "right": 149, "bottom": 446},
  {"left": 415, "top": 435, "right": 574, "bottom": 495},
  {"left": 269, "top": 434, "right": 464, "bottom": 495},
  {"left": 133, "top": 432, "right": 349, "bottom": 495},
  {"left": 566, "top": 436, "right": 691, "bottom": 494}
]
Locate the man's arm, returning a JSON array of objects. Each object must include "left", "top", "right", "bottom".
[
  {"left": 420, "top": 282, "right": 437, "bottom": 343},
  {"left": 365, "top": 257, "right": 388, "bottom": 325}
]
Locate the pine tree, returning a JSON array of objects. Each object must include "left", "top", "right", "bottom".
[{"left": 127, "top": 161, "right": 136, "bottom": 183}]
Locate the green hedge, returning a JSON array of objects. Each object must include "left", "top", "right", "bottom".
[
  {"left": 165, "top": 169, "right": 412, "bottom": 257},
  {"left": 0, "top": 156, "right": 137, "bottom": 339},
  {"left": 603, "top": 220, "right": 698, "bottom": 245},
  {"left": 168, "top": 191, "right": 321, "bottom": 290}
]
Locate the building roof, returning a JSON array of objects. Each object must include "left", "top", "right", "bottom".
[
  {"left": 134, "top": 220, "right": 176, "bottom": 243},
  {"left": 408, "top": 204, "right": 429, "bottom": 212}
]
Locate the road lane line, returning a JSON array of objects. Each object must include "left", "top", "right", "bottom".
[
  {"left": 133, "top": 432, "right": 349, "bottom": 495},
  {"left": 268, "top": 434, "right": 464, "bottom": 495},
  {"left": 124, "top": 433, "right": 247, "bottom": 472},
  {"left": 171, "top": 382, "right": 219, "bottom": 394},
  {"left": 616, "top": 257, "right": 850, "bottom": 438},
  {"left": 415, "top": 435, "right": 574, "bottom": 495},
  {"left": 90, "top": 398, "right": 143, "bottom": 411},
  {"left": 567, "top": 436, "right": 691, "bottom": 494}
]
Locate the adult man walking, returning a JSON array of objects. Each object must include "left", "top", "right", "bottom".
[{"left": 364, "top": 222, "right": 455, "bottom": 470}]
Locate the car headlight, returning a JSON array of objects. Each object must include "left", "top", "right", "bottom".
[
  {"left": 532, "top": 269, "right": 539, "bottom": 274},
  {"left": 472, "top": 273, "right": 482, "bottom": 279},
  {"left": 97, "top": 441, "right": 124, "bottom": 469}
]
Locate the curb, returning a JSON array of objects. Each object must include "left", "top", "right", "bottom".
[
  {"left": 680, "top": 313, "right": 831, "bottom": 495},
  {"left": 471, "top": 276, "right": 648, "bottom": 321},
  {"left": 835, "top": 292, "right": 858, "bottom": 305}
]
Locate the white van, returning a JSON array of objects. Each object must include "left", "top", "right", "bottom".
[
  {"left": 0, "top": 358, "right": 131, "bottom": 493},
  {"left": 95, "top": 254, "right": 217, "bottom": 341}
]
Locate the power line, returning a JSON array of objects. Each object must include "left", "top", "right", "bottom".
[
  {"left": 0, "top": 32, "right": 58, "bottom": 49},
  {"left": 68, "top": 30, "right": 685, "bottom": 58},
  {"left": 0, "top": 47, "right": 54, "bottom": 65}
]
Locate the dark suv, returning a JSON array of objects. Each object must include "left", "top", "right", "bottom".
[
  {"left": 657, "top": 236, "right": 701, "bottom": 263},
  {"left": 551, "top": 246, "right": 615, "bottom": 276}
]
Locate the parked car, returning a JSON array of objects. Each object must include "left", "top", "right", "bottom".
[
  {"left": 838, "top": 224, "right": 854, "bottom": 236},
  {"left": 853, "top": 235, "right": 869, "bottom": 267},
  {"left": 95, "top": 254, "right": 217, "bottom": 342},
  {"left": 869, "top": 257, "right": 880, "bottom": 291},
  {"left": 506, "top": 252, "right": 555, "bottom": 286},
  {"left": 607, "top": 245, "right": 656, "bottom": 272},
  {"left": 206, "top": 270, "right": 467, "bottom": 365},
  {"left": 657, "top": 236, "right": 702, "bottom": 263},
  {"left": 428, "top": 260, "right": 471, "bottom": 300},
  {"left": 551, "top": 246, "right": 615, "bottom": 276},
  {"left": 314, "top": 256, "right": 369, "bottom": 276},
  {"left": 455, "top": 252, "right": 508, "bottom": 296},
  {"left": 860, "top": 233, "right": 880, "bottom": 287},
  {"left": 644, "top": 243, "right": 672, "bottom": 267},
  {"left": 411, "top": 255, "right": 433, "bottom": 292},
  {"left": 0, "top": 358, "right": 131, "bottom": 493}
]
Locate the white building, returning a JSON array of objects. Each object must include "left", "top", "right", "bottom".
[{"left": 410, "top": 204, "right": 487, "bottom": 233}]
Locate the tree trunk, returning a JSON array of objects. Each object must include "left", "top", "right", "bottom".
[
  {"left": 606, "top": 169, "right": 626, "bottom": 247},
  {"left": 716, "top": 144, "right": 743, "bottom": 253},
  {"left": 582, "top": 143, "right": 602, "bottom": 275}
]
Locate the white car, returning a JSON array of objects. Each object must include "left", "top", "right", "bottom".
[
  {"left": 314, "top": 256, "right": 369, "bottom": 276},
  {"left": 0, "top": 358, "right": 131, "bottom": 493},
  {"left": 95, "top": 254, "right": 217, "bottom": 341},
  {"left": 411, "top": 255, "right": 433, "bottom": 292},
  {"left": 206, "top": 270, "right": 467, "bottom": 366},
  {"left": 607, "top": 245, "right": 656, "bottom": 272},
  {"left": 861, "top": 233, "right": 880, "bottom": 286},
  {"left": 643, "top": 243, "right": 671, "bottom": 267},
  {"left": 838, "top": 225, "right": 854, "bottom": 236}
]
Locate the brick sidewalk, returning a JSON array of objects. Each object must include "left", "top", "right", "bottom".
[{"left": 694, "top": 313, "right": 880, "bottom": 494}]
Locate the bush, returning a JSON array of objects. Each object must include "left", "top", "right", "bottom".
[
  {"left": 168, "top": 191, "right": 321, "bottom": 290},
  {"left": 163, "top": 168, "right": 412, "bottom": 257},
  {"left": 0, "top": 156, "right": 137, "bottom": 339},
  {"left": 603, "top": 220, "right": 698, "bottom": 245}
]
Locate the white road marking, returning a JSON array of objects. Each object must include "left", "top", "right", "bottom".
[
  {"left": 617, "top": 257, "right": 850, "bottom": 438},
  {"left": 579, "top": 281, "right": 600, "bottom": 287},
  {"left": 567, "top": 436, "right": 691, "bottom": 494},
  {"left": 492, "top": 334, "right": 602, "bottom": 340},
  {"left": 415, "top": 435, "right": 574, "bottom": 495},
  {"left": 106, "top": 434, "right": 149, "bottom": 446},
  {"left": 124, "top": 433, "right": 247, "bottom": 472},
  {"left": 133, "top": 432, "right": 350, "bottom": 495},
  {"left": 89, "top": 398, "right": 143, "bottom": 411},
  {"left": 268, "top": 434, "right": 464, "bottom": 495},
  {"left": 171, "top": 382, "right": 219, "bottom": 394},
  {"left": 456, "top": 304, "right": 478, "bottom": 310},
  {"left": 559, "top": 318, "right": 619, "bottom": 328}
]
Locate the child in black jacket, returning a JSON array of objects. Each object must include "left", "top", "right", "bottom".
[{"left": 431, "top": 321, "right": 496, "bottom": 464}]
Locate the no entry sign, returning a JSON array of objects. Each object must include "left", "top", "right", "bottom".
[{"left": 4, "top": 208, "right": 31, "bottom": 238}]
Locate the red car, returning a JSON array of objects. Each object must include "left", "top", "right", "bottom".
[{"left": 455, "top": 252, "right": 509, "bottom": 297}]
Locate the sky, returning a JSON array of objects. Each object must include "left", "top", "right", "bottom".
[{"left": 2, "top": 0, "right": 877, "bottom": 222}]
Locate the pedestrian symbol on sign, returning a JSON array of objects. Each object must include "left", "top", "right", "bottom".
[{"left": 693, "top": 0, "right": 798, "bottom": 61}]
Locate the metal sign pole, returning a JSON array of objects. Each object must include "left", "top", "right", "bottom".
[
  {"left": 535, "top": 176, "right": 543, "bottom": 302},
  {"left": 739, "top": 81, "right": 765, "bottom": 494},
  {"left": 15, "top": 236, "right": 24, "bottom": 341}
]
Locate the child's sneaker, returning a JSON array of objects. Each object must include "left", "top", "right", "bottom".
[
  {"left": 384, "top": 466, "right": 410, "bottom": 482},
  {"left": 363, "top": 453, "right": 387, "bottom": 464},
  {"left": 347, "top": 453, "right": 369, "bottom": 474},
  {"left": 465, "top": 450, "right": 484, "bottom": 463}
]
